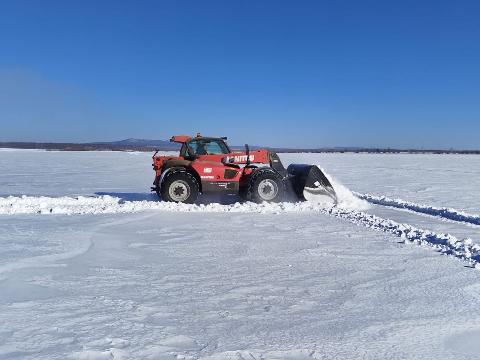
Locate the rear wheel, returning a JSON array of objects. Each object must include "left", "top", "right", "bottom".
[
  {"left": 247, "top": 169, "right": 284, "bottom": 203},
  {"left": 160, "top": 170, "right": 199, "bottom": 204}
]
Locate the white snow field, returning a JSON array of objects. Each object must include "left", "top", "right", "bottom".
[{"left": 1, "top": 150, "right": 480, "bottom": 360}]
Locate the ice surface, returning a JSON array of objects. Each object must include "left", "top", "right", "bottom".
[
  {"left": 356, "top": 192, "right": 480, "bottom": 225},
  {"left": 1, "top": 150, "right": 480, "bottom": 359}
]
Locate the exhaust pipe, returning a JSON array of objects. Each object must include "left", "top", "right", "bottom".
[{"left": 287, "top": 164, "right": 337, "bottom": 205}]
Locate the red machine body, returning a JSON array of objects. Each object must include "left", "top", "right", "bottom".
[
  {"left": 151, "top": 134, "right": 337, "bottom": 204},
  {"left": 152, "top": 135, "right": 273, "bottom": 195}
]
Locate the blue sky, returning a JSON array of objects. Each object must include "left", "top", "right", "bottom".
[{"left": 0, "top": 0, "right": 479, "bottom": 148}]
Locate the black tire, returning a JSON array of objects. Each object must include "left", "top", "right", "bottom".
[
  {"left": 160, "top": 170, "right": 199, "bottom": 204},
  {"left": 247, "top": 169, "right": 285, "bottom": 203},
  {"left": 238, "top": 186, "right": 248, "bottom": 201}
]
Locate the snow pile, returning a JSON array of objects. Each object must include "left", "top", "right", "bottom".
[
  {"left": 356, "top": 192, "right": 480, "bottom": 226},
  {"left": 325, "top": 172, "right": 370, "bottom": 210},
  {"left": 0, "top": 195, "right": 350, "bottom": 215},
  {"left": 0, "top": 195, "right": 154, "bottom": 215}
]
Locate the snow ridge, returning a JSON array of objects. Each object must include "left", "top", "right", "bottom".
[
  {"left": 1, "top": 195, "right": 479, "bottom": 267},
  {"left": 356, "top": 192, "right": 480, "bottom": 226},
  {"left": 0, "top": 195, "right": 346, "bottom": 215},
  {"left": 327, "top": 207, "right": 480, "bottom": 267}
]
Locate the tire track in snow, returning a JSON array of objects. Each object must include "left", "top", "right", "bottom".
[
  {"left": 1, "top": 195, "right": 479, "bottom": 267},
  {"left": 355, "top": 192, "right": 480, "bottom": 226}
]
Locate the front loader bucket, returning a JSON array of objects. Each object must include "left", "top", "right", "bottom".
[{"left": 287, "top": 164, "right": 337, "bottom": 205}]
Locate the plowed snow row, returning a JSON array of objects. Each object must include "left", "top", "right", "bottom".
[
  {"left": 357, "top": 192, "right": 480, "bottom": 226},
  {"left": 0, "top": 195, "right": 354, "bottom": 215},
  {"left": 327, "top": 207, "right": 480, "bottom": 267},
  {"left": 1, "top": 195, "right": 478, "bottom": 267}
]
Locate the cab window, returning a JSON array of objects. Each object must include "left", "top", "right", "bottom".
[
  {"left": 180, "top": 144, "right": 188, "bottom": 157},
  {"left": 187, "top": 139, "right": 229, "bottom": 155}
]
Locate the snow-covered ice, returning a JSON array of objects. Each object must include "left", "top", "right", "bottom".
[
  {"left": 356, "top": 192, "right": 480, "bottom": 226},
  {"left": 1, "top": 150, "right": 480, "bottom": 359}
]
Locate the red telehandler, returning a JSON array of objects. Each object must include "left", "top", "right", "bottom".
[{"left": 151, "top": 134, "right": 337, "bottom": 204}]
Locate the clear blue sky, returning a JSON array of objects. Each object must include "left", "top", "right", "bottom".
[{"left": 1, "top": 0, "right": 479, "bottom": 149}]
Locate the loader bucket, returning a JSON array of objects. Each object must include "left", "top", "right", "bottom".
[{"left": 287, "top": 164, "right": 337, "bottom": 205}]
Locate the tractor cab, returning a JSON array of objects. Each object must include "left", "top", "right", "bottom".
[{"left": 180, "top": 137, "right": 231, "bottom": 157}]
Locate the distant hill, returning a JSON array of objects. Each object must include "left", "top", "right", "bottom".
[
  {"left": 0, "top": 139, "right": 479, "bottom": 154},
  {"left": 93, "top": 138, "right": 180, "bottom": 150},
  {"left": 0, "top": 139, "right": 181, "bottom": 152}
]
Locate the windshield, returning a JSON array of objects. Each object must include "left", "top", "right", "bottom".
[{"left": 187, "top": 139, "right": 230, "bottom": 155}]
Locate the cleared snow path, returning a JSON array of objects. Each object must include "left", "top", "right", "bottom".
[
  {"left": 357, "top": 192, "right": 480, "bottom": 226},
  {"left": 1, "top": 195, "right": 479, "bottom": 267}
]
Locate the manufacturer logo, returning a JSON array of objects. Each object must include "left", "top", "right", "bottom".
[
  {"left": 227, "top": 155, "right": 255, "bottom": 163},
  {"left": 203, "top": 167, "right": 212, "bottom": 173}
]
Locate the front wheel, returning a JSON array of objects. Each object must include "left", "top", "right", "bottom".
[
  {"left": 160, "top": 170, "right": 199, "bottom": 204},
  {"left": 247, "top": 169, "right": 285, "bottom": 203}
]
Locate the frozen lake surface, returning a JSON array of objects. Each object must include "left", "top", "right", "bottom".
[{"left": 0, "top": 150, "right": 479, "bottom": 359}]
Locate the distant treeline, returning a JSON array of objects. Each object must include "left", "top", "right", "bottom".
[
  {"left": 1, "top": 142, "right": 479, "bottom": 154},
  {"left": 268, "top": 147, "right": 480, "bottom": 155},
  {"left": 0, "top": 142, "right": 178, "bottom": 152}
]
